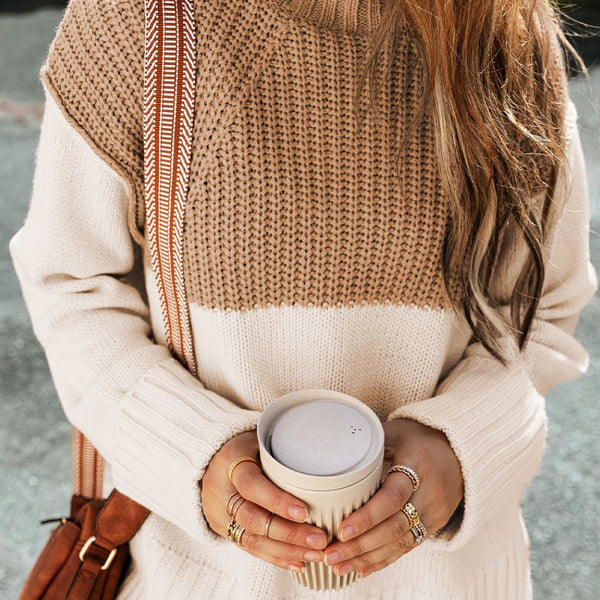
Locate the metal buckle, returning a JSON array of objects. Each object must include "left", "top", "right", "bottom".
[{"left": 79, "top": 536, "right": 118, "bottom": 570}]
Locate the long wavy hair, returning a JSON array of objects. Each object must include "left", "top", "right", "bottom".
[{"left": 355, "top": 0, "right": 583, "bottom": 363}]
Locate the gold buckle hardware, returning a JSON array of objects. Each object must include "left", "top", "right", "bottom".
[{"left": 79, "top": 536, "right": 118, "bottom": 570}]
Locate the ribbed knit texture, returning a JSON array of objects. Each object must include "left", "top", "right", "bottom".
[
  {"left": 183, "top": 5, "right": 452, "bottom": 312},
  {"left": 39, "top": 0, "right": 145, "bottom": 244},
  {"left": 40, "top": 0, "right": 457, "bottom": 310},
  {"left": 10, "top": 1, "right": 598, "bottom": 598}
]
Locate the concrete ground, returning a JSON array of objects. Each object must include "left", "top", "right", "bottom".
[{"left": 1, "top": 7, "right": 599, "bottom": 599}]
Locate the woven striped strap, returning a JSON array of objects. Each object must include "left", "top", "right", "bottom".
[
  {"left": 72, "top": 0, "right": 197, "bottom": 498},
  {"left": 143, "top": 0, "right": 197, "bottom": 375},
  {"left": 71, "top": 429, "right": 105, "bottom": 498}
]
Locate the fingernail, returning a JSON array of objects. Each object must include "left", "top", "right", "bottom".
[
  {"left": 307, "top": 533, "right": 327, "bottom": 548},
  {"left": 336, "top": 564, "right": 352, "bottom": 576},
  {"left": 339, "top": 526, "right": 357, "bottom": 542},
  {"left": 324, "top": 550, "right": 342, "bottom": 566},
  {"left": 287, "top": 564, "right": 305, "bottom": 573},
  {"left": 304, "top": 550, "right": 323, "bottom": 562},
  {"left": 289, "top": 505, "right": 309, "bottom": 522}
]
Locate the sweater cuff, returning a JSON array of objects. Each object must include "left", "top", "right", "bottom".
[
  {"left": 111, "top": 357, "right": 261, "bottom": 543},
  {"left": 386, "top": 351, "right": 548, "bottom": 552}
]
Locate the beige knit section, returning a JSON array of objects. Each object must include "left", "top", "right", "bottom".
[
  {"left": 40, "top": 0, "right": 455, "bottom": 311},
  {"left": 184, "top": 2, "right": 454, "bottom": 311},
  {"left": 39, "top": 0, "right": 146, "bottom": 245},
  {"left": 280, "top": 0, "right": 383, "bottom": 34}
]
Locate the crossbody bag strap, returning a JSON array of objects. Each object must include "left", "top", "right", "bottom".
[
  {"left": 143, "top": 0, "right": 198, "bottom": 375},
  {"left": 71, "top": 0, "right": 198, "bottom": 500},
  {"left": 71, "top": 429, "right": 105, "bottom": 498}
]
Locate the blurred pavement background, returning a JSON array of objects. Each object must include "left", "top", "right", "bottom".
[{"left": 1, "top": 4, "right": 599, "bottom": 599}]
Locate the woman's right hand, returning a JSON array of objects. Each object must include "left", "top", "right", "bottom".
[{"left": 200, "top": 430, "right": 329, "bottom": 573}]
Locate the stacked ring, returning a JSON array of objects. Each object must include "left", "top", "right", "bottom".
[
  {"left": 231, "top": 496, "right": 246, "bottom": 519},
  {"left": 227, "top": 517, "right": 246, "bottom": 546},
  {"left": 385, "top": 464, "right": 420, "bottom": 492},
  {"left": 401, "top": 502, "right": 421, "bottom": 528},
  {"left": 226, "top": 492, "right": 243, "bottom": 515},
  {"left": 225, "top": 491, "right": 239, "bottom": 513},
  {"left": 410, "top": 521, "right": 427, "bottom": 545}
]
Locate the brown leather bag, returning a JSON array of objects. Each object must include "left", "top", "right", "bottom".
[
  {"left": 19, "top": 492, "right": 149, "bottom": 600},
  {"left": 18, "top": 0, "right": 199, "bottom": 597}
]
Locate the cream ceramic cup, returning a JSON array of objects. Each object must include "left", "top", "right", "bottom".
[{"left": 257, "top": 389, "right": 385, "bottom": 591}]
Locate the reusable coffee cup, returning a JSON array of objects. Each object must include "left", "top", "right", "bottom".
[{"left": 257, "top": 389, "right": 385, "bottom": 590}]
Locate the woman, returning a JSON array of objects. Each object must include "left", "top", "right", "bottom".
[{"left": 10, "top": 0, "right": 596, "bottom": 598}]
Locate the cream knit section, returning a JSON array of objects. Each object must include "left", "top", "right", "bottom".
[
  {"left": 183, "top": 302, "right": 470, "bottom": 413},
  {"left": 10, "top": 85, "right": 260, "bottom": 543},
  {"left": 113, "top": 359, "right": 259, "bottom": 541},
  {"left": 116, "top": 505, "right": 533, "bottom": 599}
]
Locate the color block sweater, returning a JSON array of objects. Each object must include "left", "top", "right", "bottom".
[{"left": 10, "top": 0, "right": 597, "bottom": 598}]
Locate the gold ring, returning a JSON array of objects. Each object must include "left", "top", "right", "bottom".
[
  {"left": 410, "top": 521, "right": 427, "bottom": 545},
  {"left": 226, "top": 517, "right": 245, "bottom": 546},
  {"left": 233, "top": 522, "right": 245, "bottom": 546},
  {"left": 227, "top": 456, "right": 259, "bottom": 484},
  {"left": 231, "top": 497, "right": 246, "bottom": 519},
  {"left": 226, "top": 492, "right": 242, "bottom": 515},
  {"left": 385, "top": 464, "right": 420, "bottom": 492},
  {"left": 226, "top": 517, "right": 238, "bottom": 541},
  {"left": 225, "top": 491, "right": 238, "bottom": 511},
  {"left": 264, "top": 512, "right": 273, "bottom": 538},
  {"left": 401, "top": 502, "right": 420, "bottom": 528}
]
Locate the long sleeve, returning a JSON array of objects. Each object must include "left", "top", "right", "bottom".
[
  {"left": 10, "top": 83, "right": 260, "bottom": 543},
  {"left": 386, "top": 99, "right": 598, "bottom": 551}
]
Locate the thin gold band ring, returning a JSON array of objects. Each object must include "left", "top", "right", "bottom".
[
  {"left": 264, "top": 512, "right": 273, "bottom": 538},
  {"left": 227, "top": 456, "right": 259, "bottom": 484}
]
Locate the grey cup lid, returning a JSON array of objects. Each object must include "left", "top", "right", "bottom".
[{"left": 269, "top": 401, "right": 373, "bottom": 476}]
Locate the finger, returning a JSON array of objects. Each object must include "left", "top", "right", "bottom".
[
  {"left": 231, "top": 462, "right": 311, "bottom": 523},
  {"left": 214, "top": 517, "right": 323, "bottom": 564},
  {"left": 214, "top": 517, "right": 314, "bottom": 573},
  {"left": 333, "top": 525, "right": 427, "bottom": 578},
  {"left": 330, "top": 535, "right": 411, "bottom": 577},
  {"left": 358, "top": 528, "right": 425, "bottom": 578},
  {"left": 335, "top": 471, "right": 414, "bottom": 543},
  {"left": 324, "top": 508, "right": 409, "bottom": 565},
  {"left": 234, "top": 501, "right": 328, "bottom": 549},
  {"left": 325, "top": 485, "right": 438, "bottom": 564},
  {"left": 241, "top": 530, "right": 325, "bottom": 564},
  {"left": 232, "top": 533, "right": 306, "bottom": 574}
]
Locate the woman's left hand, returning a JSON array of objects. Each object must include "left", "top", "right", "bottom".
[{"left": 322, "top": 418, "right": 464, "bottom": 578}]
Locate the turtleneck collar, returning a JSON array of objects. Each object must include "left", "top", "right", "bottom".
[{"left": 279, "top": 0, "right": 383, "bottom": 35}]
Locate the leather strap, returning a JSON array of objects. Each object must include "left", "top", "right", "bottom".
[
  {"left": 67, "top": 561, "right": 103, "bottom": 600},
  {"left": 95, "top": 489, "right": 150, "bottom": 548},
  {"left": 66, "top": 492, "right": 150, "bottom": 599}
]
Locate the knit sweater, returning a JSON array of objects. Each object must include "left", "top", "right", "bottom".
[{"left": 10, "top": 0, "right": 597, "bottom": 598}]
